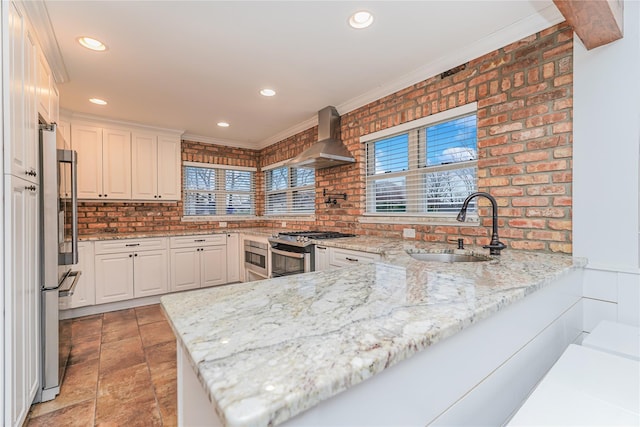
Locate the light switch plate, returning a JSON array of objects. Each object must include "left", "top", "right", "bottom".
[
  {"left": 219, "top": 221, "right": 227, "bottom": 228},
  {"left": 281, "top": 221, "right": 287, "bottom": 227},
  {"left": 403, "top": 228, "right": 416, "bottom": 238}
]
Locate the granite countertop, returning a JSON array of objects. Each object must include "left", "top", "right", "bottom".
[
  {"left": 160, "top": 238, "right": 586, "bottom": 427},
  {"left": 78, "top": 227, "right": 278, "bottom": 241}
]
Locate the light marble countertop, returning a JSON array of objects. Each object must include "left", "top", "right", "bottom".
[
  {"left": 161, "top": 237, "right": 586, "bottom": 427},
  {"left": 78, "top": 227, "right": 278, "bottom": 241}
]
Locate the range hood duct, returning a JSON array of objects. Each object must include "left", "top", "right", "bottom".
[{"left": 286, "top": 106, "right": 355, "bottom": 169}]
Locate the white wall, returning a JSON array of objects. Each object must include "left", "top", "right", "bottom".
[{"left": 573, "top": 0, "right": 640, "bottom": 328}]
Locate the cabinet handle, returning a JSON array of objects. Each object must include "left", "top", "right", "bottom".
[
  {"left": 134, "top": 253, "right": 138, "bottom": 257},
  {"left": 98, "top": 194, "right": 103, "bottom": 198},
  {"left": 129, "top": 254, "right": 133, "bottom": 258},
  {"left": 24, "top": 185, "right": 37, "bottom": 191},
  {"left": 194, "top": 239, "right": 206, "bottom": 242},
  {"left": 104, "top": 194, "right": 108, "bottom": 197},
  {"left": 158, "top": 195, "right": 162, "bottom": 198},
  {"left": 125, "top": 243, "right": 140, "bottom": 247},
  {"left": 317, "top": 246, "right": 327, "bottom": 250},
  {"left": 346, "top": 257, "right": 359, "bottom": 262},
  {"left": 154, "top": 195, "right": 158, "bottom": 198}
]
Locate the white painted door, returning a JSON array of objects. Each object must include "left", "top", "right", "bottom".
[
  {"left": 94, "top": 252, "right": 134, "bottom": 304},
  {"left": 36, "top": 49, "right": 51, "bottom": 123},
  {"left": 66, "top": 242, "right": 95, "bottom": 309},
  {"left": 170, "top": 247, "right": 201, "bottom": 292},
  {"left": 157, "top": 135, "right": 181, "bottom": 200},
  {"left": 314, "top": 245, "right": 329, "bottom": 271},
  {"left": 24, "top": 179, "right": 39, "bottom": 404},
  {"left": 72, "top": 124, "right": 103, "bottom": 199},
  {"left": 226, "top": 234, "right": 240, "bottom": 283},
  {"left": 24, "top": 28, "right": 38, "bottom": 183},
  {"left": 131, "top": 133, "right": 158, "bottom": 200},
  {"left": 102, "top": 128, "right": 131, "bottom": 199},
  {"left": 201, "top": 246, "right": 227, "bottom": 287},
  {"left": 134, "top": 249, "right": 169, "bottom": 298}
]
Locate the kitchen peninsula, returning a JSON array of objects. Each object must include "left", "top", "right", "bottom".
[{"left": 161, "top": 237, "right": 585, "bottom": 427}]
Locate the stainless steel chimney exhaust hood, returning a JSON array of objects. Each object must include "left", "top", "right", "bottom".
[{"left": 287, "top": 106, "right": 355, "bottom": 169}]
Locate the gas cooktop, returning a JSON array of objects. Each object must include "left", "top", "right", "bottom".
[{"left": 269, "top": 230, "right": 356, "bottom": 247}]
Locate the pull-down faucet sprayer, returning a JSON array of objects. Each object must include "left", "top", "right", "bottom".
[{"left": 457, "top": 192, "right": 506, "bottom": 255}]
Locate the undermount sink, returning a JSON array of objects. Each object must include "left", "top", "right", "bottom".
[{"left": 406, "top": 250, "right": 492, "bottom": 263}]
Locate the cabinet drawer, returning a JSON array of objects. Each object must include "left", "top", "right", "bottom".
[
  {"left": 329, "top": 247, "right": 380, "bottom": 267},
  {"left": 94, "top": 237, "right": 167, "bottom": 254},
  {"left": 170, "top": 234, "right": 226, "bottom": 248}
]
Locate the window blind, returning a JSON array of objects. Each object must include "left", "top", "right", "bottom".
[
  {"left": 265, "top": 166, "right": 315, "bottom": 214},
  {"left": 183, "top": 163, "right": 255, "bottom": 216},
  {"left": 365, "top": 111, "right": 477, "bottom": 216}
]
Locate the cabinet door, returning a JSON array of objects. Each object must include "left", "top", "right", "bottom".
[
  {"left": 50, "top": 83, "right": 59, "bottom": 124},
  {"left": 94, "top": 253, "right": 134, "bottom": 304},
  {"left": 24, "top": 180, "right": 39, "bottom": 403},
  {"left": 72, "top": 124, "right": 103, "bottom": 199},
  {"left": 57, "top": 121, "right": 71, "bottom": 150},
  {"left": 314, "top": 245, "right": 329, "bottom": 271},
  {"left": 157, "top": 135, "right": 181, "bottom": 200},
  {"left": 131, "top": 133, "right": 158, "bottom": 200},
  {"left": 5, "top": 1, "right": 27, "bottom": 181},
  {"left": 170, "top": 247, "right": 200, "bottom": 292},
  {"left": 66, "top": 242, "right": 95, "bottom": 309},
  {"left": 102, "top": 128, "right": 131, "bottom": 199},
  {"left": 226, "top": 234, "right": 240, "bottom": 283},
  {"left": 37, "top": 49, "right": 51, "bottom": 123},
  {"left": 134, "top": 249, "right": 169, "bottom": 298},
  {"left": 201, "top": 246, "right": 227, "bottom": 287},
  {"left": 24, "top": 28, "right": 38, "bottom": 183}
]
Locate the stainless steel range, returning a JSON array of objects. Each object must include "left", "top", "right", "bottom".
[{"left": 269, "top": 231, "right": 355, "bottom": 277}]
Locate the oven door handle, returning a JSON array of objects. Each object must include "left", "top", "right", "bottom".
[{"left": 271, "top": 248, "right": 306, "bottom": 259}]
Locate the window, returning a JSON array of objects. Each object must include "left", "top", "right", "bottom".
[
  {"left": 363, "top": 103, "right": 477, "bottom": 218},
  {"left": 183, "top": 162, "right": 255, "bottom": 216},
  {"left": 264, "top": 165, "right": 315, "bottom": 215}
]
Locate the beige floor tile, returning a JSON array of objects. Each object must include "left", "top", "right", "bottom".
[
  {"left": 139, "top": 320, "right": 176, "bottom": 348},
  {"left": 27, "top": 399, "right": 95, "bottom": 427},
  {"left": 145, "top": 340, "right": 177, "bottom": 368},
  {"left": 99, "top": 336, "right": 146, "bottom": 376},
  {"left": 68, "top": 332, "right": 102, "bottom": 365},
  {"left": 101, "top": 320, "right": 140, "bottom": 343},
  {"left": 135, "top": 304, "right": 167, "bottom": 326},
  {"left": 30, "top": 358, "right": 99, "bottom": 417},
  {"left": 71, "top": 314, "right": 103, "bottom": 340},
  {"left": 102, "top": 308, "right": 137, "bottom": 325}
]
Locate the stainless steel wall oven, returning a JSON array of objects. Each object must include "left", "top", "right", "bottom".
[{"left": 244, "top": 240, "right": 269, "bottom": 278}]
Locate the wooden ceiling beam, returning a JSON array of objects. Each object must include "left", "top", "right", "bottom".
[{"left": 553, "top": 0, "right": 624, "bottom": 50}]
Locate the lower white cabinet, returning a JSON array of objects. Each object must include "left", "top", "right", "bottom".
[
  {"left": 94, "top": 238, "right": 168, "bottom": 304},
  {"left": 327, "top": 247, "right": 381, "bottom": 268},
  {"left": 226, "top": 233, "right": 240, "bottom": 283},
  {"left": 60, "top": 241, "right": 95, "bottom": 309},
  {"left": 315, "top": 245, "right": 330, "bottom": 271},
  {"left": 170, "top": 234, "right": 227, "bottom": 292}
]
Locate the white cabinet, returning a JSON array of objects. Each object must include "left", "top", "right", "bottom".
[
  {"left": 72, "top": 124, "right": 131, "bottom": 199},
  {"left": 4, "top": 176, "right": 39, "bottom": 427},
  {"left": 170, "top": 235, "right": 227, "bottom": 291},
  {"left": 3, "top": 2, "right": 42, "bottom": 424},
  {"left": 60, "top": 242, "right": 95, "bottom": 310},
  {"left": 314, "top": 245, "right": 330, "bottom": 271},
  {"left": 226, "top": 233, "right": 240, "bottom": 283},
  {"left": 131, "top": 132, "right": 181, "bottom": 201},
  {"left": 94, "top": 238, "right": 168, "bottom": 304},
  {"left": 328, "top": 247, "right": 381, "bottom": 268}
]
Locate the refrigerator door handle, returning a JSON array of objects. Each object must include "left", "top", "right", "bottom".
[
  {"left": 58, "top": 271, "right": 81, "bottom": 297},
  {"left": 70, "top": 151, "right": 79, "bottom": 265}
]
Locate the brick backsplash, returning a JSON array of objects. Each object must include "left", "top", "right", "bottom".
[{"left": 79, "top": 24, "right": 573, "bottom": 253}]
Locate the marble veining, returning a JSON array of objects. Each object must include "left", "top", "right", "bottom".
[
  {"left": 161, "top": 240, "right": 585, "bottom": 427},
  {"left": 79, "top": 227, "right": 276, "bottom": 241}
]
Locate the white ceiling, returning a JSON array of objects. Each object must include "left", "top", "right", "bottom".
[{"left": 43, "top": 1, "right": 563, "bottom": 149}]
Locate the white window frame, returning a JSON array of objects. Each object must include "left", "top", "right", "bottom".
[
  {"left": 263, "top": 160, "right": 316, "bottom": 216},
  {"left": 182, "top": 161, "right": 257, "bottom": 220},
  {"left": 360, "top": 103, "right": 478, "bottom": 224}
]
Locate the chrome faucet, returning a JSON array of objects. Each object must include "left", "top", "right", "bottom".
[{"left": 456, "top": 192, "right": 506, "bottom": 255}]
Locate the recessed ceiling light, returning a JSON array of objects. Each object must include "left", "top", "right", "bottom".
[
  {"left": 89, "top": 98, "right": 107, "bottom": 105},
  {"left": 217, "top": 122, "right": 230, "bottom": 128},
  {"left": 78, "top": 36, "right": 107, "bottom": 51},
  {"left": 349, "top": 10, "right": 374, "bottom": 29},
  {"left": 260, "top": 88, "right": 276, "bottom": 97}
]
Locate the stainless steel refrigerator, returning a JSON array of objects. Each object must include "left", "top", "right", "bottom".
[{"left": 37, "top": 123, "right": 81, "bottom": 402}]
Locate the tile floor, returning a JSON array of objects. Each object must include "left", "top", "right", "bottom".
[{"left": 26, "top": 304, "right": 177, "bottom": 426}]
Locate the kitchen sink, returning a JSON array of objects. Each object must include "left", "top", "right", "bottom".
[{"left": 405, "top": 250, "right": 492, "bottom": 263}]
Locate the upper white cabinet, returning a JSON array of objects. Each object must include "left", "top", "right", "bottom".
[
  {"left": 131, "top": 132, "right": 181, "bottom": 201},
  {"left": 72, "top": 124, "right": 131, "bottom": 199},
  {"left": 71, "top": 121, "right": 181, "bottom": 201}
]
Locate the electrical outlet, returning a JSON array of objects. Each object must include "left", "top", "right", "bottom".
[
  {"left": 281, "top": 221, "right": 287, "bottom": 228},
  {"left": 403, "top": 228, "right": 416, "bottom": 238},
  {"left": 219, "top": 221, "right": 227, "bottom": 228}
]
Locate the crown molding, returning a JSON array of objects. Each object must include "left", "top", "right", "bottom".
[
  {"left": 22, "top": 0, "right": 70, "bottom": 84},
  {"left": 68, "top": 111, "right": 184, "bottom": 136},
  {"left": 181, "top": 133, "right": 261, "bottom": 150},
  {"left": 257, "top": 115, "right": 318, "bottom": 148}
]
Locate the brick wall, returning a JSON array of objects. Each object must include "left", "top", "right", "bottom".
[{"left": 79, "top": 23, "right": 573, "bottom": 253}]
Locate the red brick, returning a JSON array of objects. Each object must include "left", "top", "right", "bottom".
[
  {"left": 491, "top": 165, "right": 525, "bottom": 176},
  {"left": 511, "top": 240, "right": 546, "bottom": 250},
  {"left": 511, "top": 128, "right": 546, "bottom": 142},
  {"left": 512, "top": 175, "right": 550, "bottom": 185},
  {"left": 512, "top": 197, "right": 550, "bottom": 207},
  {"left": 526, "top": 230, "right": 567, "bottom": 241},
  {"left": 489, "top": 123, "right": 523, "bottom": 135},
  {"left": 549, "top": 243, "right": 572, "bottom": 253},
  {"left": 513, "top": 151, "right": 549, "bottom": 163},
  {"left": 526, "top": 160, "right": 567, "bottom": 173},
  {"left": 526, "top": 185, "right": 566, "bottom": 196},
  {"left": 489, "top": 144, "right": 525, "bottom": 156},
  {"left": 549, "top": 220, "right": 572, "bottom": 231},
  {"left": 526, "top": 207, "right": 566, "bottom": 218}
]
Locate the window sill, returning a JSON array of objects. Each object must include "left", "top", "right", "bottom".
[
  {"left": 181, "top": 215, "right": 259, "bottom": 222},
  {"left": 358, "top": 215, "right": 479, "bottom": 227},
  {"left": 263, "top": 215, "right": 316, "bottom": 222}
]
